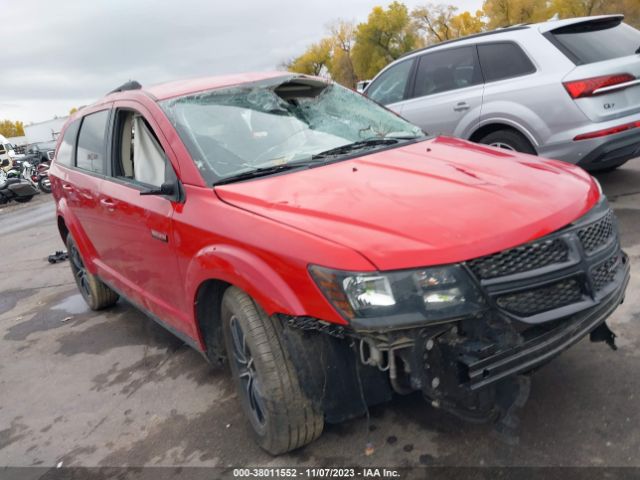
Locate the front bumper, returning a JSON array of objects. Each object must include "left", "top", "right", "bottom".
[
  {"left": 338, "top": 200, "right": 628, "bottom": 417},
  {"left": 283, "top": 200, "right": 628, "bottom": 423},
  {"left": 463, "top": 256, "right": 628, "bottom": 390}
]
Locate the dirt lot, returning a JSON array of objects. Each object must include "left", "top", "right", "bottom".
[{"left": 1, "top": 160, "right": 640, "bottom": 471}]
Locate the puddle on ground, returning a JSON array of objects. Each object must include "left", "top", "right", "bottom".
[{"left": 51, "top": 294, "right": 89, "bottom": 316}]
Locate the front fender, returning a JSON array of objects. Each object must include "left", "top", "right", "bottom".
[{"left": 185, "top": 244, "right": 305, "bottom": 317}]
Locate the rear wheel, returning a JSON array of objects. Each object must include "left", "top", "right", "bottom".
[
  {"left": 221, "top": 287, "right": 323, "bottom": 455},
  {"left": 66, "top": 235, "right": 119, "bottom": 310},
  {"left": 38, "top": 176, "right": 51, "bottom": 193},
  {"left": 478, "top": 129, "right": 537, "bottom": 155}
]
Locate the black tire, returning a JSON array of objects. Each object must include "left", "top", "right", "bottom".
[
  {"left": 14, "top": 195, "right": 34, "bottom": 203},
  {"left": 38, "top": 176, "right": 51, "bottom": 193},
  {"left": 221, "top": 287, "right": 323, "bottom": 455},
  {"left": 66, "top": 235, "right": 119, "bottom": 310},
  {"left": 478, "top": 129, "right": 537, "bottom": 155}
]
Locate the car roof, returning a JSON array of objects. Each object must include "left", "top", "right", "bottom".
[
  {"left": 396, "top": 14, "right": 624, "bottom": 61},
  {"left": 68, "top": 72, "right": 316, "bottom": 125},
  {"left": 129, "top": 71, "right": 291, "bottom": 101}
]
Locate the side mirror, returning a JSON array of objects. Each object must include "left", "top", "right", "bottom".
[{"left": 140, "top": 182, "right": 177, "bottom": 197}]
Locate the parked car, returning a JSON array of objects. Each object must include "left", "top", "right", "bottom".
[
  {"left": 25, "top": 141, "right": 56, "bottom": 164},
  {"left": 50, "top": 73, "right": 628, "bottom": 454},
  {"left": 356, "top": 80, "right": 371, "bottom": 93},
  {"left": 364, "top": 15, "right": 640, "bottom": 171}
]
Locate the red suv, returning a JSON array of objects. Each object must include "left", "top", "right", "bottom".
[{"left": 50, "top": 73, "right": 629, "bottom": 454}]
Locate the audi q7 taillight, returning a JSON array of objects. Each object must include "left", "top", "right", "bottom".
[{"left": 563, "top": 74, "right": 636, "bottom": 99}]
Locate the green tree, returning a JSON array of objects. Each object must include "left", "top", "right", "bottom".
[
  {"left": 351, "top": 1, "right": 419, "bottom": 80},
  {"left": 0, "top": 120, "right": 25, "bottom": 138}
]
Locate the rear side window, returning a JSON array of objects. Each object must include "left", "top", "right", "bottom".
[
  {"left": 76, "top": 110, "right": 109, "bottom": 174},
  {"left": 549, "top": 19, "right": 640, "bottom": 65},
  {"left": 366, "top": 59, "right": 413, "bottom": 105},
  {"left": 55, "top": 120, "right": 80, "bottom": 167},
  {"left": 478, "top": 42, "right": 536, "bottom": 82},
  {"left": 413, "top": 46, "right": 482, "bottom": 98}
]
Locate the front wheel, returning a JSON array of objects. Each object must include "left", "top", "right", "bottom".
[
  {"left": 478, "top": 129, "right": 536, "bottom": 155},
  {"left": 221, "top": 287, "right": 323, "bottom": 455}
]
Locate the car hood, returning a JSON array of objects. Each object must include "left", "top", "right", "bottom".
[{"left": 215, "top": 137, "right": 600, "bottom": 271}]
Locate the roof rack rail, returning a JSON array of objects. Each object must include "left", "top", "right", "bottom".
[
  {"left": 397, "top": 25, "right": 530, "bottom": 59},
  {"left": 108, "top": 80, "right": 142, "bottom": 95}
]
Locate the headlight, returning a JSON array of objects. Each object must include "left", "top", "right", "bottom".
[{"left": 309, "top": 264, "right": 485, "bottom": 324}]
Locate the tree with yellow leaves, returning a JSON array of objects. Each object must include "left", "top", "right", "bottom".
[
  {"left": 482, "top": 0, "right": 549, "bottom": 29},
  {"left": 285, "top": 38, "right": 333, "bottom": 76},
  {"left": 327, "top": 21, "right": 358, "bottom": 89},
  {"left": 0, "top": 120, "right": 25, "bottom": 138},
  {"left": 550, "top": 0, "right": 639, "bottom": 27},
  {"left": 413, "top": 3, "right": 486, "bottom": 44},
  {"left": 351, "top": 2, "right": 419, "bottom": 80}
]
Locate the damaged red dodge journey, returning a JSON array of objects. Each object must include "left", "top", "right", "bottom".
[{"left": 50, "top": 73, "right": 629, "bottom": 454}]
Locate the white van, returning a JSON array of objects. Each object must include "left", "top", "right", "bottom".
[{"left": 0, "top": 134, "right": 23, "bottom": 166}]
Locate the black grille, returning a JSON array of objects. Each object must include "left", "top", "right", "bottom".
[
  {"left": 496, "top": 278, "right": 583, "bottom": 316},
  {"left": 467, "top": 238, "right": 569, "bottom": 280},
  {"left": 591, "top": 255, "right": 620, "bottom": 292},
  {"left": 578, "top": 211, "right": 614, "bottom": 254}
]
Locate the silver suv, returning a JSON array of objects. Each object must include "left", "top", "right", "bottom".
[{"left": 364, "top": 15, "right": 640, "bottom": 171}]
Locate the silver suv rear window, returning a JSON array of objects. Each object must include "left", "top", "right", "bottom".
[{"left": 549, "top": 18, "right": 640, "bottom": 65}]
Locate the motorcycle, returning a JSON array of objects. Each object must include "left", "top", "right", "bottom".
[
  {"left": 0, "top": 159, "right": 39, "bottom": 204},
  {"left": 28, "top": 161, "right": 51, "bottom": 193}
]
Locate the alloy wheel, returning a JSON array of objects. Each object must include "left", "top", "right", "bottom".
[
  {"left": 69, "top": 243, "right": 92, "bottom": 300},
  {"left": 229, "top": 315, "right": 267, "bottom": 429},
  {"left": 489, "top": 142, "right": 516, "bottom": 151}
]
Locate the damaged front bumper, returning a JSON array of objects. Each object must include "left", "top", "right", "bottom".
[
  {"left": 284, "top": 200, "right": 630, "bottom": 424},
  {"left": 463, "top": 272, "right": 626, "bottom": 391},
  {"left": 346, "top": 256, "right": 628, "bottom": 422}
]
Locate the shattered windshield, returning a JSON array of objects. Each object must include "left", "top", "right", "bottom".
[{"left": 160, "top": 76, "right": 424, "bottom": 184}]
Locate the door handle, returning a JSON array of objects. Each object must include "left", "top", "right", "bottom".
[
  {"left": 100, "top": 198, "right": 116, "bottom": 211},
  {"left": 62, "top": 183, "right": 74, "bottom": 191},
  {"left": 453, "top": 102, "right": 470, "bottom": 112}
]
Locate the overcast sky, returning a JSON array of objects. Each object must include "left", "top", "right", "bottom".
[{"left": 1, "top": 0, "right": 482, "bottom": 124}]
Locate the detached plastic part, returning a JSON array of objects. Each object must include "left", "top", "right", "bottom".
[{"left": 590, "top": 322, "right": 618, "bottom": 351}]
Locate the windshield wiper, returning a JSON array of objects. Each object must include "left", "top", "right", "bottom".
[
  {"left": 212, "top": 161, "right": 313, "bottom": 186},
  {"left": 312, "top": 138, "right": 402, "bottom": 160}
]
